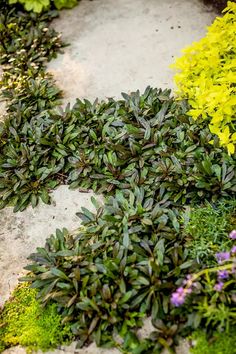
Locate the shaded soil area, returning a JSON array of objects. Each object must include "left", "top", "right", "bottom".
[{"left": 203, "top": 0, "right": 229, "bottom": 12}]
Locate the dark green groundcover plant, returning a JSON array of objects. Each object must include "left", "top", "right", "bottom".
[
  {"left": 22, "top": 195, "right": 236, "bottom": 353},
  {"left": 1, "top": 0, "right": 235, "bottom": 213},
  {"left": 0, "top": 187, "right": 197, "bottom": 352},
  {"left": 0, "top": 85, "right": 236, "bottom": 212},
  {"left": 22, "top": 196, "right": 197, "bottom": 351}
]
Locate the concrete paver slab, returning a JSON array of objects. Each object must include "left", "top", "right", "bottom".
[
  {"left": 0, "top": 186, "right": 99, "bottom": 307},
  {"left": 47, "top": 0, "right": 215, "bottom": 104}
]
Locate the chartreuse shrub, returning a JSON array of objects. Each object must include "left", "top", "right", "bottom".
[
  {"left": 8, "top": 0, "right": 78, "bottom": 12},
  {"left": 183, "top": 199, "right": 236, "bottom": 265},
  {"left": 172, "top": 1, "right": 236, "bottom": 154},
  {"left": 0, "top": 283, "right": 72, "bottom": 352},
  {"left": 190, "top": 328, "right": 236, "bottom": 354}
]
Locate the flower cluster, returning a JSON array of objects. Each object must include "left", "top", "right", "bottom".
[
  {"left": 171, "top": 275, "right": 195, "bottom": 307},
  {"left": 171, "top": 230, "right": 236, "bottom": 307},
  {"left": 213, "top": 232, "right": 236, "bottom": 291}
]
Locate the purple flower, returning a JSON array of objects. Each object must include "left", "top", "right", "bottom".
[
  {"left": 215, "top": 252, "right": 230, "bottom": 263},
  {"left": 229, "top": 230, "right": 236, "bottom": 240},
  {"left": 231, "top": 246, "right": 236, "bottom": 254},
  {"left": 214, "top": 282, "right": 224, "bottom": 292},
  {"left": 171, "top": 287, "right": 186, "bottom": 307},
  {"left": 217, "top": 270, "right": 229, "bottom": 280}
]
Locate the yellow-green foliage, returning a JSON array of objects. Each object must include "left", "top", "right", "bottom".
[
  {"left": 0, "top": 284, "right": 72, "bottom": 353},
  {"left": 172, "top": 1, "right": 236, "bottom": 154},
  {"left": 190, "top": 328, "right": 236, "bottom": 354}
]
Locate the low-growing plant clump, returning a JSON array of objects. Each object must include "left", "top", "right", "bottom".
[
  {"left": 21, "top": 194, "right": 196, "bottom": 350},
  {"left": 20, "top": 204, "right": 235, "bottom": 352},
  {"left": 1, "top": 86, "right": 236, "bottom": 212},
  {"left": 0, "top": 0, "right": 236, "bottom": 353},
  {"left": 1, "top": 71, "right": 236, "bottom": 212}
]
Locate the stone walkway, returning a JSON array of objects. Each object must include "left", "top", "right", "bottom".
[
  {"left": 1, "top": 0, "right": 215, "bottom": 352},
  {"left": 47, "top": 0, "right": 215, "bottom": 104}
]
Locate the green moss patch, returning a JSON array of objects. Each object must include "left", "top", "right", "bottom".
[
  {"left": 0, "top": 284, "right": 72, "bottom": 353},
  {"left": 190, "top": 328, "right": 236, "bottom": 354}
]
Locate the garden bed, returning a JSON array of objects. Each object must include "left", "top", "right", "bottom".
[{"left": 0, "top": 1, "right": 235, "bottom": 354}]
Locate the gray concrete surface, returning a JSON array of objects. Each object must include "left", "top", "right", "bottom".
[
  {"left": 0, "top": 67, "right": 7, "bottom": 121},
  {"left": 1, "top": 0, "right": 216, "bottom": 353},
  {"left": 47, "top": 0, "right": 215, "bottom": 104},
  {"left": 2, "top": 319, "right": 191, "bottom": 354},
  {"left": 0, "top": 101, "right": 6, "bottom": 121},
  {"left": 2, "top": 343, "right": 120, "bottom": 354},
  {"left": 0, "top": 186, "right": 99, "bottom": 308}
]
